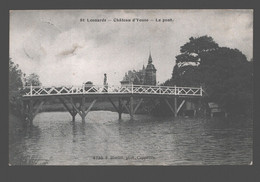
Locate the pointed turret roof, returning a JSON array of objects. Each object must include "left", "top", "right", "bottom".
[
  {"left": 146, "top": 51, "right": 156, "bottom": 71},
  {"left": 148, "top": 51, "right": 153, "bottom": 64}
]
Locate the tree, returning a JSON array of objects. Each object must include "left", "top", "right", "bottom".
[
  {"left": 9, "top": 58, "right": 23, "bottom": 114},
  {"left": 167, "top": 36, "right": 219, "bottom": 87},
  {"left": 9, "top": 58, "right": 23, "bottom": 91},
  {"left": 180, "top": 36, "right": 219, "bottom": 54},
  {"left": 164, "top": 36, "right": 253, "bottom": 115},
  {"left": 25, "top": 73, "right": 41, "bottom": 86}
]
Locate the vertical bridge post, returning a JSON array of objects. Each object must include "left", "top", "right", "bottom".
[
  {"left": 119, "top": 97, "right": 143, "bottom": 120},
  {"left": 129, "top": 96, "right": 134, "bottom": 119},
  {"left": 30, "top": 84, "right": 33, "bottom": 96},
  {"left": 23, "top": 99, "right": 45, "bottom": 125},
  {"left": 174, "top": 97, "right": 177, "bottom": 117},
  {"left": 69, "top": 97, "right": 97, "bottom": 122},
  {"left": 59, "top": 98, "right": 77, "bottom": 121},
  {"left": 108, "top": 98, "right": 124, "bottom": 120},
  {"left": 118, "top": 98, "right": 122, "bottom": 119},
  {"left": 164, "top": 97, "right": 186, "bottom": 118}
]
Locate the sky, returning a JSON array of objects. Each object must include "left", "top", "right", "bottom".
[{"left": 9, "top": 10, "right": 253, "bottom": 86}]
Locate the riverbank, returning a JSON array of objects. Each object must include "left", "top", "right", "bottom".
[
  {"left": 9, "top": 112, "right": 45, "bottom": 165},
  {"left": 9, "top": 112, "right": 26, "bottom": 165},
  {"left": 9, "top": 112, "right": 24, "bottom": 145}
]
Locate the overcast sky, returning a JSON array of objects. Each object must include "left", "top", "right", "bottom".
[{"left": 10, "top": 10, "right": 253, "bottom": 86}]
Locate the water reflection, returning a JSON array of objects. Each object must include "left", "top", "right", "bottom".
[
  {"left": 9, "top": 111, "right": 253, "bottom": 165},
  {"left": 9, "top": 124, "right": 44, "bottom": 165}
]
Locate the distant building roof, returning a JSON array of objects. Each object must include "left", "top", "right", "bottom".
[{"left": 146, "top": 52, "right": 157, "bottom": 71}]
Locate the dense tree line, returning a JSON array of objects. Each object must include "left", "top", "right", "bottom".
[
  {"left": 9, "top": 59, "right": 23, "bottom": 114},
  {"left": 161, "top": 36, "right": 253, "bottom": 116},
  {"left": 9, "top": 58, "right": 41, "bottom": 115}
]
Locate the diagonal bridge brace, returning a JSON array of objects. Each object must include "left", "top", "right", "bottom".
[
  {"left": 119, "top": 97, "right": 143, "bottom": 119},
  {"left": 59, "top": 98, "right": 78, "bottom": 121},
  {"left": 108, "top": 98, "right": 123, "bottom": 119},
  {"left": 65, "top": 97, "right": 97, "bottom": 122},
  {"left": 164, "top": 98, "right": 186, "bottom": 117},
  {"left": 24, "top": 99, "right": 45, "bottom": 125}
]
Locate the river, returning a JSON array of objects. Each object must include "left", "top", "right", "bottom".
[{"left": 9, "top": 111, "right": 253, "bottom": 165}]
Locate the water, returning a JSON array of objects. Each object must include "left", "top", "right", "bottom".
[{"left": 9, "top": 111, "right": 253, "bottom": 165}]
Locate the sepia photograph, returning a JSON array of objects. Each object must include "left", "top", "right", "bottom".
[{"left": 9, "top": 9, "right": 253, "bottom": 165}]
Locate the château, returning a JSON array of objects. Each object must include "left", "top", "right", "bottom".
[{"left": 120, "top": 52, "right": 157, "bottom": 85}]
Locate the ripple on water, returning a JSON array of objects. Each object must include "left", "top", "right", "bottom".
[{"left": 10, "top": 111, "right": 253, "bottom": 165}]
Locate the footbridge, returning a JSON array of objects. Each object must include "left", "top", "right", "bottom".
[{"left": 21, "top": 84, "right": 204, "bottom": 124}]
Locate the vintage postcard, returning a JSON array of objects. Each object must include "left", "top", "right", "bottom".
[{"left": 9, "top": 9, "right": 253, "bottom": 165}]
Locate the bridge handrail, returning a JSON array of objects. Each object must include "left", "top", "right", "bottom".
[
  {"left": 23, "top": 84, "right": 201, "bottom": 89},
  {"left": 22, "top": 84, "right": 203, "bottom": 97}
]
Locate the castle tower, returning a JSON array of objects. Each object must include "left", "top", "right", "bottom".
[{"left": 144, "top": 52, "right": 157, "bottom": 85}]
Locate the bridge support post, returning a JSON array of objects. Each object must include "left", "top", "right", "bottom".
[
  {"left": 120, "top": 97, "right": 143, "bottom": 120},
  {"left": 23, "top": 99, "right": 45, "bottom": 125},
  {"left": 174, "top": 97, "right": 177, "bottom": 117},
  {"left": 81, "top": 97, "right": 86, "bottom": 122},
  {"left": 69, "top": 97, "right": 97, "bottom": 122},
  {"left": 129, "top": 96, "right": 134, "bottom": 120},
  {"left": 108, "top": 98, "right": 125, "bottom": 120},
  {"left": 118, "top": 98, "right": 122, "bottom": 119},
  {"left": 108, "top": 98, "right": 122, "bottom": 120},
  {"left": 59, "top": 98, "right": 78, "bottom": 121},
  {"left": 164, "top": 98, "right": 175, "bottom": 117},
  {"left": 164, "top": 98, "right": 186, "bottom": 118},
  {"left": 71, "top": 108, "right": 77, "bottom": 122}
]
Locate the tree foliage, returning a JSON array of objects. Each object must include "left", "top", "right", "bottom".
[
  {"left": 9, "top": 59, "right": 23, "bottom": 91},
  {"left": 164, "top": 36, "right": 253, "bottom": 115},
  {"left": 25, "top": 73, "right": 41, "bottom": 86},
  {"left": 9, "top": 59, "right": 23, "bottom": 114},
  {"left": 180, "top": 36, "right": 219, "bottom": 54},
  {"left": 9, "top": 59, "right": 42, "bottom": 115}
]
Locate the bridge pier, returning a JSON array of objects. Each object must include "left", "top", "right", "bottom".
[
  {"left": 108, "top": 98, "right": 124, "bottom": 120},
  {"left": 23, "top": 99, "right": 45, "bottom": 125},
  {"left": 164, "top": 97, "right": 186, "bottom": 117},
  {"left": 118, "top": 98, "right": 123, "bottom": 119},
  {"left": 59, "top": 98, "right": 78, "bottom": 121},
  {"left": 68, "top": 97, "right": 97, "bottom": 122},
  {"left": 109, "top": 97, "right": 143, "bottom": 120},
  {"left": 121, "top": 97, "right": 143, "bottom": 120},
  {"left": 130, "top": 96, "right": 134, "bottom": 119},
  {"left": 71, "top": 107, "right": 77, "bottom": 121},
  {"left": 174, "top": 97, "right": 177, "bottom": 117}
]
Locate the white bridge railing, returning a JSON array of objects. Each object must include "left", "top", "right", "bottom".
[{"left": 22, "top": 84, "right": 203, "bottom": 97}]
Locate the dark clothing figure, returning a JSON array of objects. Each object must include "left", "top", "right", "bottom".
[
  {"left": 103, "top": 73, "right": 108, "bottom": 92},
  {"left": 104, "top": 73, "right": 107, "bottom": 86}
]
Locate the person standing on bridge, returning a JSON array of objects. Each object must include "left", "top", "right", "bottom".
[
  {"left": 104, "top": 73, "right": 107, "bottom": 86},
  {"left": 103, "top": 73, "right": 108, "bottom": 92}
]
